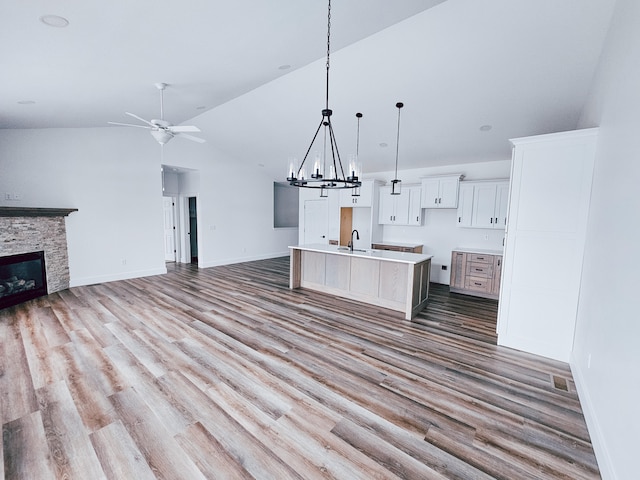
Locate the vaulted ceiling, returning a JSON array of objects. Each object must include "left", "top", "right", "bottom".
[{"left": 1, "top": 0, "right": 616, "bottom": 173}]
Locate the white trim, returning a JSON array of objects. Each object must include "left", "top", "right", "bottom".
[
  {"left": 199, "top": 251, "right": 289, "bottom": 268},
  {"left": 571, "top": 355, "right": 617, "bottom": 480},
  {"left": 69, "top": 266, "right": 167, "bottom": 287}
]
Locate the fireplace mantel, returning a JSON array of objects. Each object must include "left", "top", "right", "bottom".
[{"left": 0, "top": 207, "right": 78, "bottom": 217}]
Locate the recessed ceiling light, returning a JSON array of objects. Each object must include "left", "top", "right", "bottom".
[
  {"left": 258, "top": 163, "right": 265, "bottom": 167},
  {"left": 479, "top": 124, "right": 492, "bottom": 132},
  {"left": 17, "top": 100, "right": 36, "bottom": 105},
  {"left": 278, "top": 64, "right": 291, "bottom": 70},
  {"left": 379, "top": 142, "right": 388, "bottom": 148},
  {"left": 196, "top": 105, "right": 206, "bottom": 110},
  {"left": 40, "top": 15, "right": 69, "bottom": 28}
]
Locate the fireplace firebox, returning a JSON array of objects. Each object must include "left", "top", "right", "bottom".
[{"left": 0, "top": 251, "right": 48, "bottom": 309}]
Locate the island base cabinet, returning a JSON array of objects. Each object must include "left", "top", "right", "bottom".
[{"left": 290, "top": 248, "right": 431, "bottom": 320}]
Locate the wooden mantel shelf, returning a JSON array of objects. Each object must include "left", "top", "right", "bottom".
[{"left": 0, "top": 206, "right": 78, "bottom": 217}]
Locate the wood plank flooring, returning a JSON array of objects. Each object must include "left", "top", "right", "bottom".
[{"left": 1, "top": 256, "right": 600, "bottom": 479}]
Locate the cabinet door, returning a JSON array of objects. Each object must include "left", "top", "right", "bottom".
[
  {"left": 494, "top": 182, "right": 509, "bottom": 228},
  {"left": 471, "top": 183, "right": 498, "bottom": 228},
  {"left": 456, "top": 183, "right": 474, "bottom": 227},
  {"left": 393, "top": 189, "right": 411, "bottom": 224},
  {"left": 378, "top": 187, "right": 395, "bottom": 224},
  {"left": 492, "top": 255, "right": 502, "bottom": 296},
  {"left": 408, "top": 187, "right": 422, "bottom": 225},
  {"left": 421, "top": 179, "right": 440, "bottom": 208},
  {"left": 340, "top": 180, "right": 373, "bottom": 207},
  {"left": 450, "top": 251, "right": 466, "bottom": 288},
  {"left": 438, "top": 177, "right": 460, "bottom": 208}
]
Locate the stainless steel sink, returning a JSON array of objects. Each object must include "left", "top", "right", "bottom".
[{"left": 337, "top": 247, "right": 369, "bottom": 253}]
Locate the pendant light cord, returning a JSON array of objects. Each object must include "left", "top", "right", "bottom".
[
  {"left": 325, "top": 0, "right": 331, "bottom": 111},
  {"left": 356, "top": 114, "right": 361, "bottom": 157},
  {"left": 394, "top": 102, "right": 403, "bottom": 180}
]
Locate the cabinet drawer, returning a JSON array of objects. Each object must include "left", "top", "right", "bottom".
[
  {"left": 468, "top": 253, "right": 493, "bottom": 264},
  {"left": 466, "top": 262, "right": 493, "bottom": 278},
  {"left": 465, "top": 277, "right": 492, "bottom": 293}
]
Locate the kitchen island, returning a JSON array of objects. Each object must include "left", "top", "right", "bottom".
[{"left": 289, "top": 244, "right": 433, "bottom": 320}]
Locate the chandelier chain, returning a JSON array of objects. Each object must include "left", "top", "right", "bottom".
[{"left": 325, "top": 0, "right": 331, "bottom": 109}]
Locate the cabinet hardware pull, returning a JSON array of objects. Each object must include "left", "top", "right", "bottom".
[
  {"left": 434, "top": 198, "right": 437, "bottom": 204},
  {"left": 490, "top": 218, "right": 493, "bottom": 223},
  {"left": 458, "top": 217, "right": 461, "bottom": 222},
  {"left": 439, "top": 198, "right": 442, "bottom": 204},
  {"left": 495, "top": 217, "right": 498, "bottom": 224},
  {"left": 474, "top": 282, "right": 481, "bottom": 285},
  {"left": 416, "top": 216, "right": 419, "bottom": 222}
]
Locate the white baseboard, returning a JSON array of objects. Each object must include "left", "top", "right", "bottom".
[
  {"left": 570, "top": 355, "right": 616, "bottom": 480},
  {"left": 69, "top": 266, "right": 167, "bottom": 287},
  {"left": 199, "top": 251, "right": 290, "bottom": 268}
]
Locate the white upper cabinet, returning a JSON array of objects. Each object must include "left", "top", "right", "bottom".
[
  {"left": 421, "top": 175, "right": 463, "bottom": 208},
  {"left": 408, "top": 187, "right": 422, "bottom": 226},
  {"left": 456, "top": 180, "right": 509, "bottom": 229},
  {"left": 378, "top": 185, "right": 421, "bottom": 226},
  {"left": 456, "top": 182, "right": 474, "bottom": 227},
  {"left": 339, "top": 180, "right": 375, "bottom": 207}
]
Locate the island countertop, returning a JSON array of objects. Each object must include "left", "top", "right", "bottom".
[
  {"left": 289, "top": 244, "right": 433, "bottom": 264},
  {"left": 289, "top": 244, "right": 432, "bottom": 320}
]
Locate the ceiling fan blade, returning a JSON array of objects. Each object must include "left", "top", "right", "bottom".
[
  {"left": 108, "top": 121, "right": 151, "bottom": 129},
  {"left": 176, "top": 133, "right": 206, "bottom": 143},
  {"left": 168, "top": 125, "right": 201, "bottom": 133},
  {"left": 125, "top": 112, "right": 156, "bottom": 127}
]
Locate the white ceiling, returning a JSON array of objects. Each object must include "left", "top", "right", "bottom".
[{"left": 1, "top": 0, "right": 617, "bottom": 174}]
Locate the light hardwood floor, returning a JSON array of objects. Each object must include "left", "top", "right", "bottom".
[{"left": 1, "top": 257, "right": 599, "bottom": 479}]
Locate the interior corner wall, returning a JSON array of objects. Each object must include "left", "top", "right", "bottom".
[
  {"left": 0, "top": 126, "right": 297, "bottom": 287},
  {"left": 157, "top": 140, "right": 298, "bottom": 268},
  {"left": 572, "top": 0, "right": 640, "bottom": 478}
]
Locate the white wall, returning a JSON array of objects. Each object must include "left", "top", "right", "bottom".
[
  {"left": 365, "top": 160, "right": 510, "bottom": 283},
  {"left": 0, "top": 128, "right": 166, "bottom": 285},
  {"left": 0, "top": 127, "right": 298, "bottom": 286},
  {"left": 572, "top": 0, "right": 640, "bottom": 478}
]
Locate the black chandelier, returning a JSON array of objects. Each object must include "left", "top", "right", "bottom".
[{"left": 286, "top": 0, "right": 362, "bottom": 191}]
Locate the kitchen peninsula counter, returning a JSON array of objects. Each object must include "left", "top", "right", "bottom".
[{"left": 289, "top": 244, "right": 433, "bottom": 320}]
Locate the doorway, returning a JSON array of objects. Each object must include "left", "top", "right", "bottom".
[
  {"left": 162, "top": 196, "right": 177, "bottom": 262},
  {"left": 303, "top": 199, "right": 329, "bottom": 244},
  {"left": 188, "top": 197, "right": 198, "bottom": 264}
]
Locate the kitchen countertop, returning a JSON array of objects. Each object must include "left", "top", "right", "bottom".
[
  {"left": 290, "top": 244, "right": 433, "bottom": 264},
  {"left": 371, "top": 241, "right": 423, "bottom": 248},
  {"left": 453, "top": 247, "right": 504, "bottom": 255}
]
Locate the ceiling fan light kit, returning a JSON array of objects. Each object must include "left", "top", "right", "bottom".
[{"left": 108, "top": 82, "right": 205, "bottom": 145}]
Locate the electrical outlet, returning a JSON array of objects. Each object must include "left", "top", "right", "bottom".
[
  {"left": 5, "top": 193, "right": 12, "bottom": 200},
  {"left": 483, "top": 234, "right": 489, "bottom": 240},
  {"left": 13, "top": 193, "right": 21, "bottom": 201}
]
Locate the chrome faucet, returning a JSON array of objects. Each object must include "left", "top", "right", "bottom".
[{"left": 349, "top": 229, "right": 360, "bottom": 252}]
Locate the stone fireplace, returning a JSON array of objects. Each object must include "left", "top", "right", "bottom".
[{"left": 0, "top": 207, "right": 77, "bottom": 307}]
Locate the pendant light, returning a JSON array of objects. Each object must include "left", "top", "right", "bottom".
[
  {"left": 390, "top": 102, "right": 404, "bottom": 195},
  {"left": 350, "top": 112, "right": 363, "bottom": 197},
  {"left": 286, "top": 0, "right": 361, "bottom": 192}
]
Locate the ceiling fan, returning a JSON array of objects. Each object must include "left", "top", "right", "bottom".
[{"left": 108, "top": 83, "right": 205, "bottom": 145}]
